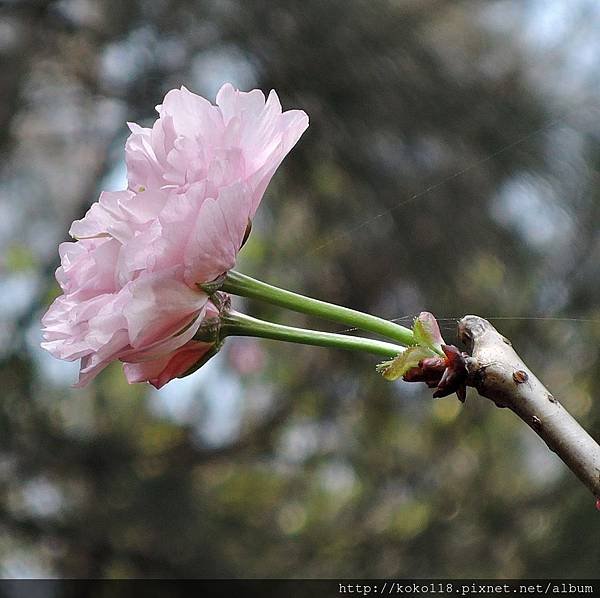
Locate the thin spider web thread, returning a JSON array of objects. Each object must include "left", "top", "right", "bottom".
[
  {"left": 332, "top": 315, "right": 600, "bottom": 336},
  {"left": 307, "top": 106, "right": 593, "bottom": 256},
  {"left": 295, "top": 101, "right": 600, "bottom": 331}
]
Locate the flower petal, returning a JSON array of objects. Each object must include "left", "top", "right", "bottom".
[
  {"left": 123, "top": 268, "right": 208, "bottom": 348},
  {"left": 183, "top": 182, "right": 251, "bottom": 285},
  {"left": 123, "top": 340, "right": 214, "bottom": 389}
]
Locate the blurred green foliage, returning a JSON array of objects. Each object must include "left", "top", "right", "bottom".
[{"left": 0, "top": 0, "right": 599, "bottom": 579}]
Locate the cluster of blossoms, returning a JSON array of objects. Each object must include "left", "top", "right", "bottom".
[{"left": 41, "top": 85, "right": 308, "bottom": 388}]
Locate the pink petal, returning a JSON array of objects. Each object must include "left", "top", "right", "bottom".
[
  {"left": 216, "top": 83, "right": 266, "bottom": 125},
  {"left": 56, "top": 238, "right": 120, "bottom": 298},
  {"left": 123, "top": 340, "right": 214, "bottom": 389},
  {"left": 123, "top": 268, "right": 208, "bottom": 348},
  {"left": 183, "top": 182, "right": 251, "bottom": 286}
]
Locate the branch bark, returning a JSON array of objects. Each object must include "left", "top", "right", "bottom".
[{"left": 458, "top": 315, "right": 600, "bottom": 499}]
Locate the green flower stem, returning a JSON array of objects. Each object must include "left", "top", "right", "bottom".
[
  {"left": 220, "top": 270, "right": 415, "bottom": 346},
  {"left": 221, "top": 310, "right": 405, "bottom": 358}
]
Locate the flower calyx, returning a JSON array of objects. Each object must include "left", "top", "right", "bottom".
[
  {"left": 192, "top": 291, "right": 231, "bottom": 344},
  {"left": 198, "top": 273, "right": 227, "bottom": 296}
]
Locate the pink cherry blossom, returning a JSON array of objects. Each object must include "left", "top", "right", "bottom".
[{"left": 41, "top": 84, "right": 308, "bottom": 387}]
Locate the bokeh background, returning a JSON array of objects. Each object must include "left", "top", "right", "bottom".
[{"left": 1, "top": 0, "right": 599, "bottom": 579}]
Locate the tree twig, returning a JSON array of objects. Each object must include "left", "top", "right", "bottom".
[{"left": 459, "top": 315, "right": 600, "bottom": 499}]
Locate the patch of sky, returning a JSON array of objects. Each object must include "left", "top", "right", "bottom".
[
  {"left": 149, "top": 350, "right": 244, "bottom": 448},
  {"left": 191, "top": 45, "right": 258, "bottom": 99},
  {"left": 491, "top": 173, "right": 573, "bottom": 249}
]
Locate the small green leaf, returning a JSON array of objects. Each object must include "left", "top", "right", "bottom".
[
  {"left": 376, "top": 346, "right": 434, "bottom": 381},
  {"left": 413, "top": 312, "right": 445, "bottom": 355}
]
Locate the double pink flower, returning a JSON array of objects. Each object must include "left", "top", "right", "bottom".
[{"left": 41, "top": 84, "right": 308, "bottom": 388}]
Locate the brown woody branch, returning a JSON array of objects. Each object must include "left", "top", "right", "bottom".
[{"left": 459, "top": 315, "right": 600, "bottom": 499}]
